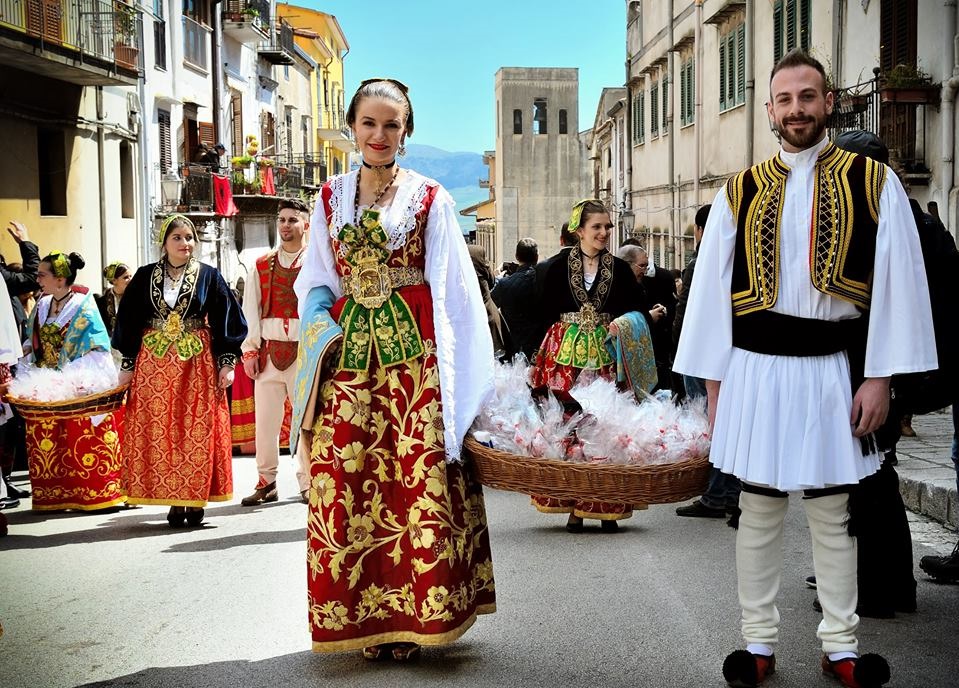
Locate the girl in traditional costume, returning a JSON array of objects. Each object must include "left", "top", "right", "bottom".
[
  {"left": 530, "top": 200, "right": 657, "bottom": 532},
  {"left": 18, "top": 252, "right": 124, "bottom": 511},
  {"left": 113, "top": 216, "right": 246, "bottom": 527},
  {"left": 95, "top": 261, "right": 132, "bottom": 337},
  {"left": 293, "top": 78, "right": 496, "bottom": 661}
]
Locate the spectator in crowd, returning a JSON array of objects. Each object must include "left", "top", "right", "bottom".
[
  {"left": 95, "top": 262, "right": 132, "bottom": 337},
  {"left": 616, "top": 244, "right": 674, "bottom": 391},
  {"left": 492, "top": 237, "right": 539, "bottom": 360},
  {"left": 1, "top": 221, "right": 39, "bottom": 338},
  {"left": 468, "top": 243, "right": 506, "bottom": 356},
  {"left": 673, "top": 203, "right": 742, "bottom": 521}
]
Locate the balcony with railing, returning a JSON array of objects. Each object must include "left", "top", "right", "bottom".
[
  {"left": 828, "top": 71, "right": 935, "bottom": 182},
  {"left": 317, "top": 111, "right": 352, "bottom": 153},
  {"left": 221, "top": 0, "right": 268, "bottom": 44},
  {"left": 258, "top": 17, "right": 294, "bottom": 65},
  {"left": 0, "top": 0, "right": 142, "bottom": 85}
]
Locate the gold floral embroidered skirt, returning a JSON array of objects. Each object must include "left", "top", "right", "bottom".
[
  {"left": 26, "top": 409, "right": 124, "bottom": 511},
  {"left": 120, "top": 328, "right": 233, "bottom": 507},
  {"left": 307, "top": 287, "right": 496, "bottom": 652}
]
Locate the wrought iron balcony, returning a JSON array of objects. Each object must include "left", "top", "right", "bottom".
[
  {"left": 258, "top": 17, "right": 294, "bottom": 65},
  {"left": 0, "top": 0, "right": 143, "bottom": 84},
  {"left": 221, "top": 0, "right": 269, "bottom": 44},
  {"left": 828, "top": 74, "right": 932, "bottom": 179}
]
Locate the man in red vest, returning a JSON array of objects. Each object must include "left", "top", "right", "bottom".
[{"left": 240, "top": 198, "right": 310, "bottom": 505}]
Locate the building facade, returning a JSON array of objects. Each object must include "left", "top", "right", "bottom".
[
  {"left": 0, "top": 0, "right": 143, "bottom": 287},
  {"left": 493, "top": 67, "right": 588, "bottom": 266},
  {"left": 623, "top": 0, "right": 959, "bottom": 270},
  {"left": 460, "top": 150, "right": 496, "bottom": 258},
  {"left": 587, "top": 87, "right": 627, "bottom": 253}
]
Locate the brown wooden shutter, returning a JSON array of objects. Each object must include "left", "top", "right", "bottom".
[
  {"left": 158, "top": 109, "right": 172, "bottom": 173},
  {"left": 231, "top": 92, "right": 243, "bottom": 158},
  {"left": 26, "top": 0, "right": 63, "bottom": 43},
  {"left": 880, "top": 0, "right": 918, "bottom": 73},
  {"left": 198, "top": 121, "right": 215, "bottom": 148}
]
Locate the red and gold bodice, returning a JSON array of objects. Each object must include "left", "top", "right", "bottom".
[{"left": 256, "top": 251, "right": 301, "bottom": 320}]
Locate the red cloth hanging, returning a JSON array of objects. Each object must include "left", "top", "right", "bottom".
[
  {"left": 213, "top": 173, "right": 239, "bottom": 216},
  {"left": 261, "top": 166, "right": 276, "bottom": 196}
]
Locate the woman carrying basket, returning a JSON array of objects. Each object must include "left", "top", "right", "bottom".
[
  {"left": 292, "top": 78, "right": 496, "bottom": 660},
  {"left": 113, "top": 215, "right": 246, "bottom": 527},
  {"left": 530, "top": 200, "right": 658, "bottom": 533},
  {"left": 17, "top": 252, "right": 125, "bottom": 511}
]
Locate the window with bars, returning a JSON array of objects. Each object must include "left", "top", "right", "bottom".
[
  {"left": 773, "top": 0, "right": 811, "bottom": 64},
  {"left": 632, "top": 91, "right": 645, "bottom": 145},
  {"left": 158, "top": 109, "right": 172, "bottom": 172},
  {"left": 650, "top": 81, "right": 659, "bottom": 137},
  {"left": 680, "top": 58, "right": 695, "bottom": 126},
  {"left": 720, "top": 23, "right": 746, "bottom": 112}
]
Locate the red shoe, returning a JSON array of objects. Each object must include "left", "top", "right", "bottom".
[
  {"left": 821, "top": 654, "right": 891, "bottom": 688},
  {"left": 723, "top": 650, "right": 776, "bottom": 687}
]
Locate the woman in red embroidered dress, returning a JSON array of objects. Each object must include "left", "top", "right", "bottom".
[
  {"left": 530, "top": 201, "right": 657, "bottom": 533},
  {"left": 293, "top": 79, "right": 495, "bottom": 661}
]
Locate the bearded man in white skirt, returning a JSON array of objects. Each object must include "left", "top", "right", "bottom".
[{"left": 674, "top": 49, "right": 936, "bottom": 688}]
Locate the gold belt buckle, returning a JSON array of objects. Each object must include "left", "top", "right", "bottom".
[
  {"left": 351, "top": 263, "right": 391, "bottom": 309},
  {"left": 579, "top": 303, "right": 600, "bottom": 330}
]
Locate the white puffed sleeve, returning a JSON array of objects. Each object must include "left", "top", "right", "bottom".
[
  {"left": 673, "top": 187, "right": 737, "bottom": 381},
  {"left": 294, "top": 188, "right": 343, "bottom": 316},
  {"left": 423, "top": 186, "right": 495, "bottom": 462},
  {"left": 864, "top": 169, "right": 937, "bottom": 377}
]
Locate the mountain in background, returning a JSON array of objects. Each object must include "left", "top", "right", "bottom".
[{"left": 404, "top": 144, "right": 488, "bottom": 233}]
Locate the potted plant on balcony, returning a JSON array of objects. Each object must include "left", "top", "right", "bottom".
[
  {"left": 241, "top": 7, "right": 260, "bottom": 20},
  {"left": 114, "top": 3, "right": 139, "bottom": 69},
  {"left": 880, "top": 63, "right": 938, "bottom": 104}
]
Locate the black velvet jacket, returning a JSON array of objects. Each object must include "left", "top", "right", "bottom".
[
  {"left": 536, "top": 248, "right": 649, "bottom": 330},
  {"left": 112, "top": 260, "right": 247, "bottom": 370}
]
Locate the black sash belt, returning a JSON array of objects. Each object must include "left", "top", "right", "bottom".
[{"left": 732, "top": 310, "right": 864, "bottom": 357}]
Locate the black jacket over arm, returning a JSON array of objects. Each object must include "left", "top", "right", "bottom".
[{"left": 112, "top": 261, "right": 247, "bottom": 370}]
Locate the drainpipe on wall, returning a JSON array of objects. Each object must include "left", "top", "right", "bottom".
[
  {"left": 942, "top": 0, "right": 959, "bottom": 236},
  {"left": 96, "top": 86, "right": 107, "bottom": 278},
  {"left": 691, "top": 0, "right": 703, "bottom": 268},
  {"left": 625, "top": 54, "right": 632, "bottom": 217},
  {"left": 667, "top": 0, "right": 675, "bottom": 266},
  {"left": 745, "top": 0, "right": 754, "bottom": 166}
]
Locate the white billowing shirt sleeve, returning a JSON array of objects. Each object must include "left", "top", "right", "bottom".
[
  {"left": 424, "top": 186, "right": 495, "bottom": 462},
  {"left": 863, "top": 169, "right": 937, "bottom": 377},
  {"left": 294, "top": 190, "right": 343, "bottom": 317},
  {"left": 673, "top": 187, "right": 737, "bottom": 381},
  {"left": 241, "top": 263, "right": 261, "bottom": 354}
]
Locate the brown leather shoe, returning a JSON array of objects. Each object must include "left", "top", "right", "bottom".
[{"left": 240, "top": 481, "right": 278, "bottom": 506}]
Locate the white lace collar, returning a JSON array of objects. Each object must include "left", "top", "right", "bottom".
[{"left": 326, "top": 169, "right": 432, "bottom": 254}]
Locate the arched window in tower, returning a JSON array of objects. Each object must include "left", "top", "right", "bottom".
[
  {"left": 559, "top": 109, "right": 568, "bottom": 134},
  {"left": 513, "top": 108, "right": 522, "bottom": 134},
  {"left": 533, "top": 98, "right": 547, "bottom": 135}
]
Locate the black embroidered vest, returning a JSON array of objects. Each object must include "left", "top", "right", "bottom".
[{"left": 726, "top": 142, "right": 886, "bottom": 315}]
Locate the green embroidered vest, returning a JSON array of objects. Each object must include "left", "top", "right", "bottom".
[{"left": 726, "top": 142, "right": 887, "bottom": 315}]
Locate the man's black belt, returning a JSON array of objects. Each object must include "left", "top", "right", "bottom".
[{"left": 732, "top": 310, "right": 865, "bottom": 357}]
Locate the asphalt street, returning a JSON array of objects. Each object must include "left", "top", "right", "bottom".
[{"left": 1, "top": 456, "right": 957, "bottom": 688}]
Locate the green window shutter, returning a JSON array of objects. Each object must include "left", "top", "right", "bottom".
[
  {"left": 726, "top": 34, "right": 736, "bottom": 106},
  {"left": 664, "top": 77, "right": 669, "bottom": 131},
  {"left": 639, "top": 92, "right": 645, "bottom": 142},
  {"left": 789, "top": 0, "right": 798, "bottom": 51},
  {"left": 719, "top": 38, "right": 727, "bottom": 111},
  {"left": 651, "top": 82, "right": 658, "bottom": 134},
  {"left": 736, "top": 24, "right": 746, "bottom": 105},
  {"left": 689, "top": 59, "right": 695, "bottom": 123},
  {"left": 800, "top": 0, "right": 810, "bottom": 53},
  {"left": 774, "top": 0, "right": 784, "bottom": 63},
  {"left": 680, "top": 64, "right": 687, "bottom": 125}
]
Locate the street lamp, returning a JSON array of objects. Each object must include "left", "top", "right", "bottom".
[
  {"left": 160, "top": 171, "right": 183, "bottom": 209},
  {"left": 621, "top": 207, "right": 635, "bottom": 241}
]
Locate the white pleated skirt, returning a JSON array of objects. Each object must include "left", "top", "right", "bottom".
[{"left": 710, "top": 347, "right": 881, "bottom": 491}]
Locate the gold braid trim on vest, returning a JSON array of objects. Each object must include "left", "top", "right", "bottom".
[
  {"left": 727, "top": 142, "right": 887, "bottom": 316},
  {"left": 726, "top": 156, "right": 789, "bottom": 316}
]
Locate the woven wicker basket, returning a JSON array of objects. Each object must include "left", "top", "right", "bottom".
[
  {"left": 8, "top": 385, "right": 129, "bottom": 422},
  {"left": 463, "top": 435, "right": 711, "bottom": 504}
]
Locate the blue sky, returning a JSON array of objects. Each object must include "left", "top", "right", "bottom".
[{"left": 293, "top": 0, "right": 627, "bottom": 154}]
